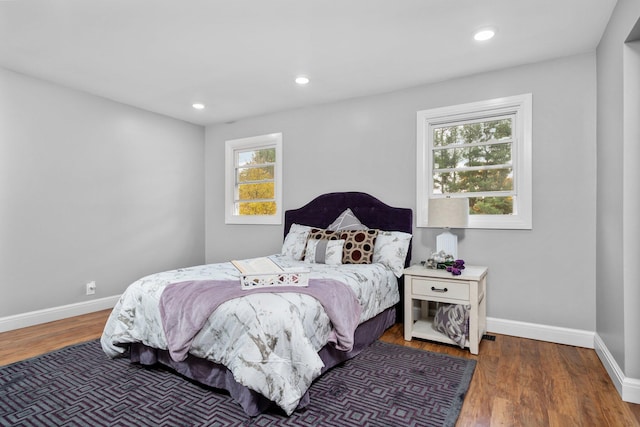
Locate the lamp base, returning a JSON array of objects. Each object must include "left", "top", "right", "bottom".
[{"left": 436, "top": 229, "right": 458, "bottom": 259}]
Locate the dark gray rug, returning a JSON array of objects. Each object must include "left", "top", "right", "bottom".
[{"left": 0, "top": 340, "right": 475, "bottom": 426}]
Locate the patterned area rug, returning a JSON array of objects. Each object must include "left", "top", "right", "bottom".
[{"left": 0, "top": 340, "right": 475, "bottom": 427}]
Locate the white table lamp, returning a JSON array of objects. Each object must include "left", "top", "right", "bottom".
[{"left": 428, "top": 197, "right": 469, "bottom": 259}]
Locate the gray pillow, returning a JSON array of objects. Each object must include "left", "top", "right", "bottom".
[
  {"left": 434, "top": 303, "right": 470, "bottom": 348},
  {"left": 303, "top": 239, "right": 345, "bottom": 265},
  {"left": 327, "top": 208, "right": 368, "bottom": 231}
]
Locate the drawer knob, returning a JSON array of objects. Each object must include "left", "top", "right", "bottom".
[{"left": 431, "top": 286, "right": 448, "bottom": 293}]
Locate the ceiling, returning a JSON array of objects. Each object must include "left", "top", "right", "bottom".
[{"left": 0, "top": 0, "right": 617, "bottom": 126}]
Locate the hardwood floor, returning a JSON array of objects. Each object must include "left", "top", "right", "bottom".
[
  {"left": 381, "top": 323, "right": 640, "bottom": 427},
  {"left": 0, "top": 310, "right": 110, "bottom": 366},
  {"left": 1, "top": 312, "right": 639, "bottom": 426}
]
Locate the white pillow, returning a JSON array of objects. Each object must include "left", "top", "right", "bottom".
[
  {"left": 327, "top": 208, "right": 368, "bottom": 231},
  {"left": 372, "top": 230, "right": 412, "bottom": 277},
  {"left": 304, "top": 239, "right": 345, "bottom": 265},
  {"left": 281, "top": 223, "right": 312, "bottom": 260}
]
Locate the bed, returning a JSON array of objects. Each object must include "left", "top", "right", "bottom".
[{"left": 100, "top": 191, "right": 412, "bottom": 416}]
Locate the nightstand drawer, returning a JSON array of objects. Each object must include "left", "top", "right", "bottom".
[{"left": 412, "top": 278, "right": 469, "bottom": 301}]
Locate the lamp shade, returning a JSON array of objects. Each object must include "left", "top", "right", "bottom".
[{"left": 428, "top": 197, "right": 469, "bottom": 228}]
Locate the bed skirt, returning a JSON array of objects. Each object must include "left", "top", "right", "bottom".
[{"left": 129, "top": 306, "right": 396, "bottom": 416}]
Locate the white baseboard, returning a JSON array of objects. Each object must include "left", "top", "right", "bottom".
[
  {"left": 624, "top": 377, "right": 640, "bottom": 404},
  {"left": 0, "top": 295, "right": 120, "bottom": 333},
  {"left": 487, "top": 317, "right": 595, "bottom": 348},
  {"left": 594, "top": 334, "right": 640, "bottom": 404}
]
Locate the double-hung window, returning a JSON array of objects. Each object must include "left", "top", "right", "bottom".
[
  {"left": 417, "top": 94, "right": 532, "bottom": 229},
  {"left": 225, "top": 133, "right": 282, "bottom": 225}
]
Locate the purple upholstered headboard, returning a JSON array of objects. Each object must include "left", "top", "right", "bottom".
[{"left": 284, "top": 192, "right": 413, "bottom": 267}]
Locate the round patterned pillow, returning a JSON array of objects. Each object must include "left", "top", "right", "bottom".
[{"left": 339, "top": 229, "right": 378, "bottom": 264}]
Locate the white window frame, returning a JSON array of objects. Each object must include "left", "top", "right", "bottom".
[
  {"left": 225, "top": 132, "right": 283, "bottom": 225},
  {"left": 417, "top": 94, "right": 532, "bottom": 229}
]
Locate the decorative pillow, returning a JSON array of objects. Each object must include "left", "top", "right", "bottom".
[
  {"left": 303, "top": 228, "right": 342, "bottom": 259},
  {"left": 327, "top": 208, "right": 369, "bottom": 231},
  {"left": 307, "top": 228, "right": 342, "bottom": 241},
  {"left": 281, "top": 223, "right": 312, "bottom": 260},
  {"left": 339, "top": 229, "right": 378, "bottom": 264},
  {"left": 304, "top": 239, "right": 345, "bottom": 265},
  {"left": 434, "top": 303, "right": 470, "bottom": 348},
  {"left": 372, "top": 230, "right": 412, "bottom": 277}
]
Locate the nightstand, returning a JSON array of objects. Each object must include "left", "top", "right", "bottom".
[{"left": 403, "top": 264, "right": 487, "bottom": 354}]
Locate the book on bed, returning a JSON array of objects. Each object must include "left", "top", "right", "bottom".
[
  {"left": 231, "top": 257, "right": 283, "bottom": 274},
  {"left": 232, "top": 257, "right": 309, "bottom": 289}
]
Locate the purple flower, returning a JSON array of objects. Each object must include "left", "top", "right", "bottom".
[
  {"left": 453, "top": 259, "right": 465, "bottom": 269},
  {"left": 446, "top": 266, "right": 462, "bottom": 275}
]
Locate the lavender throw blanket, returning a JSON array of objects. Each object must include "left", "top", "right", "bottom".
[{"left": 159, "top": 279, "right": 363, "bottom": 362}]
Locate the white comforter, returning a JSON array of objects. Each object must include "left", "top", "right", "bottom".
[{"left": 100, "top": 254, "right": 399, "bottom": 415}]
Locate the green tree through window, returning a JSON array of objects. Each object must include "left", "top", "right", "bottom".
[
  {"left": 432, "top": 118, "right": 514, "bottom": 215},
  {"left": 417, "top": 94, "right": 532, "bottom": 230}
]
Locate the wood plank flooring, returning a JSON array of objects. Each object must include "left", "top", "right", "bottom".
[
  {"left": 381, "top": 323, "right": 640, "bottom": 427},
  {"left": 1, "top": 311, "right": 639, "bottom": 426}
]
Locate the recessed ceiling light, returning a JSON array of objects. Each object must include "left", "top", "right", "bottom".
[
  {"left": 192, "top": 103, "right": 205, "bottom": 110},
  {"left": 295, "top": 76, "right": 310, "bottom": 85},
  {"left": 474, "top": 28, "right": 496, "bottom": 41}
]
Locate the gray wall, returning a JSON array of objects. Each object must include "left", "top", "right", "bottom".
[
  {"left": 205, "top": 53, "right": 597, "bottom": 331},
  {"left": 0, "top": 67, "right": 205, "bottom": 317},
  {"left": 596, "top": 0, "right": 640, "bottom": 379}
]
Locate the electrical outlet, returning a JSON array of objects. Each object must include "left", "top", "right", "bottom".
[{"left": 86, "top": 281, "right": 96, "bottom": 295}]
